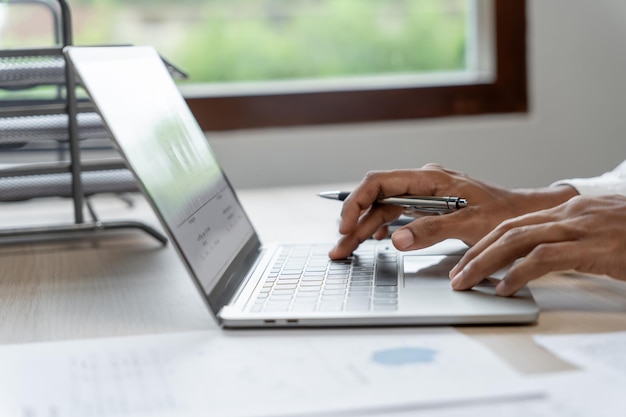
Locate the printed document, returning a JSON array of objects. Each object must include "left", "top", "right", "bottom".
[{"left": 0, "top": 328, "right": 537, "bottom": 417}]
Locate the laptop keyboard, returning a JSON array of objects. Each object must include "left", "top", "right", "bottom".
[{"left": 249, "top": 244, "right": 398, "bottom": 313}]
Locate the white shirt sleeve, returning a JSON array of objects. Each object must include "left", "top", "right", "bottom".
[{"left": 551, "top": 160, "right": 626, "bottom": 196}]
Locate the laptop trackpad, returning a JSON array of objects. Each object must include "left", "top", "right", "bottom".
[
  {"left": 403, "top": 255, "right": 503, "bottom": 293},
  {"left": 403, "top": 255, "right": 462, "bottom": 288}
]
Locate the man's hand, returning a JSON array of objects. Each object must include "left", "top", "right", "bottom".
[
  {"left": 329, "top": 164, "right": 577, "bottom": 259},
  {"left": 450, "top": 195, "right": 626, "bottom": 296}
]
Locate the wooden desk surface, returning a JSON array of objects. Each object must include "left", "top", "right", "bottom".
[{"left": 1, "top": 185, "right": 625, "bottom": 375}]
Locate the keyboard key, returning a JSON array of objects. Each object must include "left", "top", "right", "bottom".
[
  {"left": 303, "top": 271, "right": 325, "bottom": 276},
  {"left": 350, "top": 276, "right": 373, "bottom": 282},
  {"left": 318, "top": 303, "right": 343, "bottom": 312},
  {"left": 327, "top": 273, "right": 349, "bottom": 279},
  {"left": 373, "top": 292, "right": 398, "bottom": 299},
  {"left": 275, "top": 281, "right": 297, "bottom": 287},
  {"left": 324, "top": 289, "right": 346, "bottom": 295},
  {"left": 265, "top": 305, "right": 290, "bottom": 313},
  {"left": 325, "top": 277, "right": 348, "bottom": 284},
  {"left": 270, "top": 295, "right": 294, "bottom": 302},
  {"left": 374, "top": 286, "right": 397, "bottom": 293},
  {"left": 375, "top": 260, "right": 398, "bottom": 286},
  {"left": 348, "top": 288, "right": 372, "bottom": 298},
  {"left": 347, "top": 291, "right": 371, "bottom": 298},
  {"left": 272, "top": 289, "right": 296, "bottom": 296},
  {"left": 324, "top": 282, "right": 347, "bottom": 289},
  {"left": 295, "top": 293, "right": 319, "bottom": 299},
  {"left": 374, "top": 298, "right": 398, "bottom": 306},
  {"left": 291, "top": 303, "right": 317, "bottom": 312},
  {"left": 278, "top": 275, "right": 301, "bottom": 281},
  {"left": 298, "top": 286, "right": 322, "bottom": 292},
  {"left": 349, "top": 281, "right": 373, "bottom": 287},
  {"left": 305, "top": 265, "right": 328, "bottom": 271},
  {"left": 329, "top": 265, "right": 350, "bottom": 271},
  {"left": 373, "top": 304, "right": 397, "bottom": 311},
  {"left": 321, "top": 292, "right": 345, "bottom": 299},
  {"left": 346, "top": 301, "right": 371, "bottom": 311}
]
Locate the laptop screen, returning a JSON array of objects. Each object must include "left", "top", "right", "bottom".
[{"left": 66, "top": 46, "right": 259, "bottom": 313}]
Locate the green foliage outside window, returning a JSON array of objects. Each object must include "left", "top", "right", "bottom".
[
  {"left": 0, "top": 0, "right": 467, "bottom": 84},
  {"left": 179, "top": 0, "right": 467, "bottom": 82}
]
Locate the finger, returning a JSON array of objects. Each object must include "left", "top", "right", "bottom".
[
  {"left": 450, "top": 211, "right": 560, "bottom": 278},
  {"left": 496, "top": 242, "right": 584, "bottom": 296},
  {"left": 338, "top": 172, "right": 406, "bottom": 235},
  {"left": 338, "top": 169, "right": 442, "bottom": 235},
  {"left": 372, "top": 225, "right": 389, "bottom": 240},
  {"left": 330, "top": 205, "right": 404, "bottom": 259},
  {"left": 390, "top": 207, "right": 481, "bottom": 251},
  {"left": 339, "top": 192, "right": 380, "bottom": 236},
  {"left": 450, "top": 221, "right": 578, "bottom": 291}
]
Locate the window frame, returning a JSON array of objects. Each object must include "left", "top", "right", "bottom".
[{"left": 184, "top": 0, "right": 527, "bottom": 131}]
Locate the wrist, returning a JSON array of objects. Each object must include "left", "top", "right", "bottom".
[{"left": 510, "top": 185, "right": 579, "bottom": 217}]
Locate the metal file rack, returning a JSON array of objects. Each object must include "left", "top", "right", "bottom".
[{"left": 0, "top": 0, "right": 182, "bottom": 244}]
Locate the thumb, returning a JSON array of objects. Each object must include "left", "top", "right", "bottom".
[{"left": 391, "top": 213, "right": 468, "bottom": 251}]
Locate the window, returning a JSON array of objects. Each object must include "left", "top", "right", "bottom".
[
  {"left": 185, "top": 0, "right": 527, "bottom": 130},
  {"left": 0, "top": 0, "right": 526, "bottom": 131}
]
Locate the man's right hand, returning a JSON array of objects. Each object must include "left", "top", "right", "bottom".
[{"left": 329, "top": 164, "right": 578, "bottom": 260}]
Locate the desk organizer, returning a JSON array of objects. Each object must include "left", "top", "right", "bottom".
[{"left": 0, "top": 0, "right": 182, "bottom": 244}]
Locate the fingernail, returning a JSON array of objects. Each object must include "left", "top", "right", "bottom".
[
  {"left": 450, "top": 270, "right": 464, "bottom": 288},
  {"left": 392, "top": 229, "right": 414, "bottom": 250},
  {"left": 495, "top": 280, "right": 510, "bottom": 296},
  {"left": 328, "top": 245, "right": 340, "bottom": 258},
  {"left": 449, "top": 263, "right": 461, "bottom": 279}
]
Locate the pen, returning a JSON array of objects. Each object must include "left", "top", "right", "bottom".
[{"left": 318, "top": 191, "right": 468, "bottom": 213}]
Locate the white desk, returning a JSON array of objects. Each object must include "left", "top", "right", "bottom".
[{"left": 1, "top": 184, "right": 626, "bottom": 378}]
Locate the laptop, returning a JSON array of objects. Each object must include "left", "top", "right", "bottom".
[{"left": 64, "top": 46, "right": 539, "bottom": 327}]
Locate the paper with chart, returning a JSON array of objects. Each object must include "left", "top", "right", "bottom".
[
  {"left": 358, "top": 329, "right": 626, "bottom": 417},
  {"left": 0, "top": 327, "right": 538, "bottom": 417}
]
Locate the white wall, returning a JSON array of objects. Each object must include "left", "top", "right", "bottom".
[{"left": 207, "top": 0, "right": 626, "bottom": 190}]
